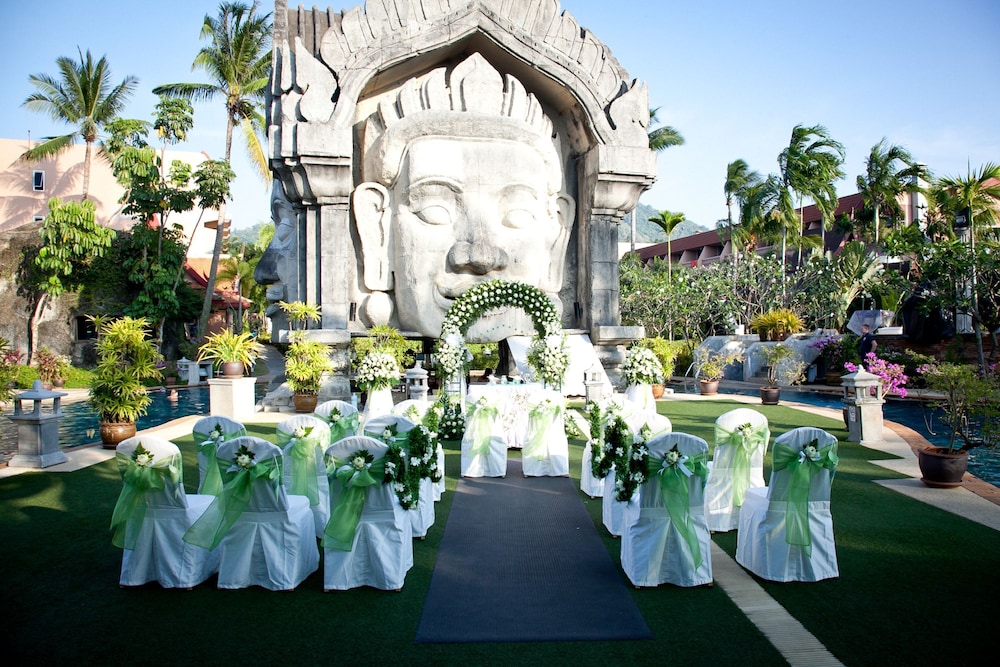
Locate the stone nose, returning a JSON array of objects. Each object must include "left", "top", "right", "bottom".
[{"left": 446, "top": 240, "right": 509, "bottom": 274}]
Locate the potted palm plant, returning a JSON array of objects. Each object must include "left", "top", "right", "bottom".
[
  {"left": 197, "top": 328, "right": 264, "bottom": 378},
  {"left": 758, "top": 343, "right": 806, "bottom": 405},
  {"left": 284, "top": 334, "right": 335, "bottom": 412},
  {"left": 914, "top": 361, "right": 1000, "bottom": 487},
  {"left": 88, "top": 317, "right": 163, "bottom": 448}
]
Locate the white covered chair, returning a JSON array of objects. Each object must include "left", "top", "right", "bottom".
[
  {"left": 313, "top": 400, "right": 360, "bottom": 444},
  {"left": 112, "top": 435, "right": 221, "bottom": 588},
  {"left": 364, "top": 415, "right": 435, "bottom": 539},
  {"left": 323, "top": 436, "right": 414, "bottom": 591},
  {"left": 460, "top": 395, "right": 507, "bottom": 477},
  {"left": 621, "top": 432, "right": 713, "bottom": 588},
  {"left": 736, "top": 427, "right": 840, "bottom": 582},
  {"left": 192, "top": 416, "right": 246, "bottom": 495},
  {"left": 183, "top": 437, "right": 319, "bottom": 590},
  {"left": 610, "top": 393, "right": 671, "bottom": 439},
  {"left": 521, "top": 389, "right": 569, "bottom": 477},
  {"left": 705, "top": 408, "right": 770, "bottom": 532},
  {"left": 580, "top": 404, "right": 606, "bottom": 498},
  {"left": 276, "top": 415, "right": 332, "bottom": 538}
]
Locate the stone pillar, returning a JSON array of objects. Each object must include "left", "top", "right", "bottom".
[
  {"left": 208, "top": 377, "right": 258, "bottom": 422},
  {"left": 841, "top": 369, "right": 885, "bottom": 445}
]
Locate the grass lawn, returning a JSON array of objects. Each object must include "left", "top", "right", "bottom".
[{"left": 2, "top": 398, "right": 997, "bottom": 665}]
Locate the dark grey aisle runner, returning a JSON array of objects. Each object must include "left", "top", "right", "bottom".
[{"left": 415, "top": 459, "right": 652, "bottom": 643}]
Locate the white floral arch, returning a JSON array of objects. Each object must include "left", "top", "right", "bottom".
[{"left": 435, "top": 280, "right": 567, "bottom": 388}]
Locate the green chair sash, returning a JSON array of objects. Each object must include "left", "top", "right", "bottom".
[
  {"left": 110, "top": 451, "right": 182, "bottom": 550},
  {"left": 322, "top": 455, "right": 387, "bottom": 551},
  {"left": 276, "top": 430, "right": 324, "bottom": 505},
  {"left": 182, "top": 457, "right": 282, "bottom": 551},
  {"left": 524, "top": 401, "right": 562, "bottom": 461},
  {"left": 466, "top": 402, "right": 499, "bottom": 456},
  {"left": 196, "top": 435, "right": 226, "bottom": 496},
  {"left": 324, "top": 412, "right": 360, "bottom": 443},
  {"left": 646, "top": 450, "right": 710, "bottom": 568},
  {"left": 715, "top": 422, "right": 770, "bottom": 507},
  {"left": 771, "top": 441, "right": 839, "bottom": 555}
]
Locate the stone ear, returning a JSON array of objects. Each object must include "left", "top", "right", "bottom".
[
  {"left": 544, "top": 193, "right": 576, "bottom": 291},
  {"left": 352, "top": 182, "right": 393, "bottom": 291}
]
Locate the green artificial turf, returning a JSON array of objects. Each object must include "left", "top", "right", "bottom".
[{"left": 2, "top": 399, "right": 998, "bottom": 665}]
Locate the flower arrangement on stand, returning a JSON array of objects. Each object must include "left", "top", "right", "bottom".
[
  {"left": 526, "top": 334, "right": 569, "bottom": 388},
  {"left": 621, "top": 346, "right": 665, "bottom": 386},
  {"left": 435, "top": 394, "right": 465, "bottom": 440},
  {"left": 435, "top": 332, "right": 471, "bottom": 385},
  {"left": 356, "top": 350, "right": 401, "bottom": 391},
  {"left": 845, "top": 353, "right": 908, "bottom": 397}
]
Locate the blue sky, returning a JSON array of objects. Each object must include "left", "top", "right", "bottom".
[{"left": 2, "top": 0, "right": 998, "bottom": 230}]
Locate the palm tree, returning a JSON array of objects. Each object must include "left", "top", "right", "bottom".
[
  {"left": 856, "top": 139, "right": 924, "bottom": 246},
  {"left": 153, "top": 1, "right": 272, "bottom": 339},
  {"left": 724, "top": 159, "right": 762, "bottom": 267},
  {"left": 930, "top": 162, "right": 1000, "bottom": 238},
  {"left": 648, "top": 107, "right": 685, "bottom": 152},
  {"left": 776, "top": 124, "right": 845, "bottom": 288},
  {"left": 648, "top": 209, "right": 686, "bottom": 340},
  {"left": 736, "top": 177, "right": 782, "bottom": 255},
  {"left": 21, "top": 49, "right": 138, "bottom": 200}
]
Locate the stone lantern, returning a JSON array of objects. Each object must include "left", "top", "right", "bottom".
[
  {"left": 585, "top": 365, "right": 605, "bottom": 405},
  {"left": 8, "top": 380, "right": 69, "bottom": 468},
  {"left": 405, "top": 360, "right": 429, "bottom": 403},
  {"left": 841, "top": 368, "right": 884, "bottom": 445}
]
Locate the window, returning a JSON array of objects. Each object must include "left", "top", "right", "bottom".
[
  {"left": 33, "top": 216, "right": 45, "bottom": 223},
  {"left": 32, "top": 170, "right": 45, "bottom": 191}
]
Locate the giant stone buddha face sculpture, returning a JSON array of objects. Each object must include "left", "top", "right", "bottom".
[{"left": 352, "top": 54, "right": 575, "bottom": 338}]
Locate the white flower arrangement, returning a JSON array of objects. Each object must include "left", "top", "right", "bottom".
[
  {"left": 439, "top": 279, "right": 561, "bottom": 337},
  {"left": 801, "top": 439, "right": 821, "bottom": 462},
  {"left": 527, "top": 333, "right": 569, "bottom": 388},
  {"left": 356, "top": 350, "right": 401, "bottom": 391},
  {"left": 208, "top": 426, "right": 223, "bottom": 441},
  {"left": 234, "top": 444, "right": 255, "bottom": 470},
  {"left": 132, "top": 443, "right": 153, "bottom": 468},
  {"left": 622, "top": 346, "right": 665, "bottom": 386},
  {"left": 435, "top": 331, "right": 471, "bottom": 380}
]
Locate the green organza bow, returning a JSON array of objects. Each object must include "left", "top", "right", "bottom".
[
  {"left": 195, "top": 434, "right": 226, "bottom": 496},
  {"left": 276, "top": 430, "right": 324, "bottom": 505},
  {"left": 325, "top": 412, "right": 360, "bottom": 443},
  {"left": 771, "top": 440, "right": 839, "bottom": 555},
  {"left": 466, "top": 401, "right": 499, "bottom": 456},
  {"left": 715, "top": 422, "right": 770, "bottom": 507},
  {"left": 322, "top": 455, "right": 387, "bottom": 551},
  {"left": 524, "top": 401, "right": 562, "bottom": 461},
  {"left": 182, "top": 457, "right": 282, "bottom": 550},
  {"left": 110, "top": 451, "right": 182, "bottom": 550},
  {"left": 646, "top": 450, "right": 710, "bottom": 568}
]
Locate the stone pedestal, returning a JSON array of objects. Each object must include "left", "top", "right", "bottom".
[
  {"left": 208, "top": 377, "right": 258, "bottom": 422},
  {"left": 8, "top": 381, "right": 68, "bottom": 469}
]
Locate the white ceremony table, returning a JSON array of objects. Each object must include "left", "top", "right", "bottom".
[{"left": 466, "top": 382, "right": 545, "bottom": 449}]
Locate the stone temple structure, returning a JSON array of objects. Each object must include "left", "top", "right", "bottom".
[{"left": 255, "top": 0, "right": 657, "bottom": 402}]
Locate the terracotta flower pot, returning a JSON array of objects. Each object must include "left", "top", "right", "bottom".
[
  {"left": 917, "top": 447, "right": 968, "bottom": 488},
  {"left": 220, "top": 361, "right": 245, "bottom": 378},
  {"left": 651, "top": 383, "right": 665, "bottom": 399},
  {"left": 100, "top": 421, "right": 137, "bottom": 450},
  {"left": 293, "top": 393, "right": 319, "bottom": 413},
  {"left": 699, "top": 380, "right": 719, "bottom": 396}
]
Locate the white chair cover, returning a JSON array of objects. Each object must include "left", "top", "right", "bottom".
[
  {"left": 624, "top": 383, "right": 656, "bottom": 415},
  {"left": 705, "top": 408, "right": 770, "bottom": 532},
  {"left": 362, "top": 415, "right": 435, "bottom": 538},
  {"left": 610, "top": 393, "right": 670, "bottom": 437},
  {"left": 323, "top": 436, "right": 414, "bottom": 590},
  {"left": 602, "top": 467, "right": 627, "bottom": 537},
  {"left": 189, "top": 437, "right": 318, "bottom": 590},
  {"left": 112, "top": 436, "right": 221, "bottom": 588},
  {"left": 736, "top": 427, "right": 840, "bottom": 582},
  {"left": 521, "top": 389, "right": 569, "bottom": 477},
  {"left": 276, "top": 415, "right": 332, "bottom": 538},
  {"left": 621, "top": 432, "right": 713, "bottom": 588},
  {"left": 313, "top": 399, "right": 360, "bottom": 444},
  {"left": 460, "top": 396, "right": 507, "bottom": 477},
  {"left": 191, "top": 416, "right": 246, "bottom": 495},
  {"left": 580, "top": 441, "right": 604, "bottom": 498},
  {"left": 392, "top": 399, "right": 429, "bottom": 422}
]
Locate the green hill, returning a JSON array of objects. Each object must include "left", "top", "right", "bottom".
[{"left": 618, "top": 201, "right": 707, "bottom": 243}]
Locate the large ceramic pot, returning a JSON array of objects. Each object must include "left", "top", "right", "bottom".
[
  {"left": 760, "top": 386, "right": 781, "bottom": 405},
  {"left": 917, "top": 447, "right": 969, "bottom": 488},
  {"left": 293, "top": 392, "right": 319, "bottom": 413},
  {"left": 825, "top": 372, "right": 844, "bottom": 386},
  {"left": 220, "top": 361, "right": 245, "bottom": 378},
  {"left": 651, "top": 383, "right": 666, "bottom": 399},
  {"left": 699, "top": 380, "right": 719, "bottom": 396},
  {"left": 100, "top": 421, "right": 137, "bottom": 450}
]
